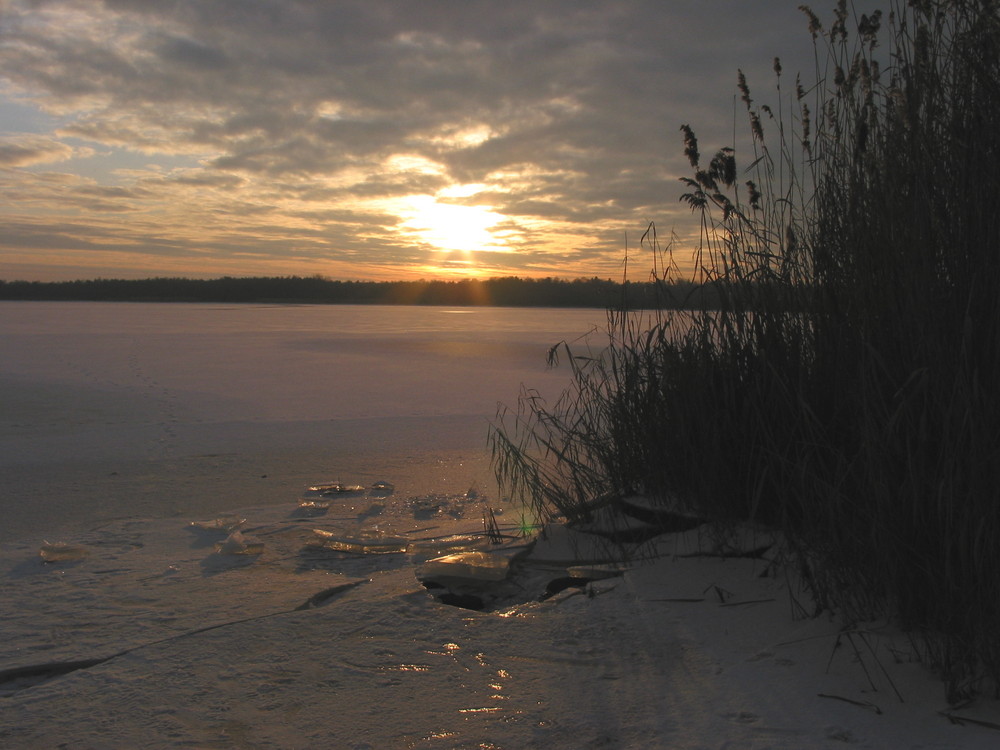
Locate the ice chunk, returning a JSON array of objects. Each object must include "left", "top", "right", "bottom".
[
  {"left": 39, "top": 541, "right": 89, "bottom": 563},
  {"left": 527, "top": 523, "right": 628, "bottom": 564},
  {"left": 566, "top": 563, "right": 629, "bottom": 580},
  {"left": 214, "top": 530, "right": 264, "bottom": 556},
  {"left": 420, "top": 551, "right": 512, "bottom": 582},
  {"left": 298, "top": 500, "right": 329, "bottom": 510},
  {"left": 311, "top": 528, "right": 408, "bottom": 554},
  {"left": 407, "top": 534, "right": 483, "bottom": 556},
  {"left": 294, "top": 500, "right": 330, "bottom": 517},
  {"left": 411, "top": 495, "right": 446, "bottom": 517},
  {"left": 309, "top": 482, "right": 365, "bottom": 495},
  {"left": 189, "top": 515, "right": 246, "bottom": 534}
]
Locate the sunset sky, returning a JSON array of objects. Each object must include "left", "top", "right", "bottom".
[{"left": 0, "top": 0, "right": 816, "bottom": 282}]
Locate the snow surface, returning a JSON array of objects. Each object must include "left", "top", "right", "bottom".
[{"left": 2, "top": 302, "right": 999, "bottom": 748}]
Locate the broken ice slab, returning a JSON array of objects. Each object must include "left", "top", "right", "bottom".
[
  {"left": 189, "top": 515, "right": 246, "bottom": 534},
  {"left": 39, "top": 541, "right": 89, "bottom": 563},
  {"left": 308, "top": 482, "right": 366, "bottom": 496},
  {"left": 294, "top": 500, "right": 330, "bottom": 517},
  {"left": 419, "top": 551, "right": 513, "bottom": 582},
  {"left": 410, "top": 494, "right": 446, "bottom": 516},
  {"left": 214, "top": 530, "right": 264, "bottom": 556},
  {"left": 298, "top": 500, "right": 329, "bottom": 510},
  {"left": 566, "top": 563, "right": 629, "bottom": 580},
  {"left": 527, "top": 523, "right": 632, "bottom": 565},
  {"left": 409, "top": 493, "right": 477, "bottom": 520},
  {"left": 649, "top": 522, "right": 778, "bottom": 558},
  {"left": 570, "top": 502, "right": 666, "bottom": 545},
  {"left": 406, "top": 534, "right": 484, "bottom": 556},
  {"left": 310, "top": 528, "right": 408, "bottom": 554},
  {"left": 616, "top": 495, "right": 705, "bottom": 533}
]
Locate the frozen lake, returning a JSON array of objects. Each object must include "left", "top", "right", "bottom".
[
  {"left": 3, "top": 302, "right": 997, "bottom": 749},
  {"left": 0, "top": 302, "right": 605, "bottom": 543}
]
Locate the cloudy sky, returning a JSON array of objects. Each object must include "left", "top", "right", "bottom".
[{"left": 0, "top": 0, "right": 817, "bottom": 282}]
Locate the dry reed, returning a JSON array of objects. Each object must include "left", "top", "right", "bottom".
[{"left": 491, "top": 0, "right": 1000, "bottom": 701}]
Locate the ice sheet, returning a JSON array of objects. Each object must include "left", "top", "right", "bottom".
[{"left": 0, "top": 302, "right": 601, "bottom": 542}]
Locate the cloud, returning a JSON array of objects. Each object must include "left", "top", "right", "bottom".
[
  {"left": 0, "top": 133, "right": 89, "bottom": 166},
  {"left": 152, "top": 33, "right": 230, "bottom": 71},
  {"left": 0, "top": 0, "right": 817, "bottom": 280}
]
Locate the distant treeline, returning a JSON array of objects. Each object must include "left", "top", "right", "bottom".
[{"left": 0, "top": 275, "right": 721, "bottom": 309}]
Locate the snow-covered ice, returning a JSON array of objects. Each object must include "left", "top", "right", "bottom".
[{"left": 4, "top": 495, "right": 999, "bottom": 749}]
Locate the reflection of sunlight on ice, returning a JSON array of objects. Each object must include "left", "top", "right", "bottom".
[{"left": 388, "top": 664, "right": 430, "bottom": 673}]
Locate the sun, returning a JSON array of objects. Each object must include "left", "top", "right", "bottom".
[{"left": 399, "top": 188, "right": 510, "bottom": 259}]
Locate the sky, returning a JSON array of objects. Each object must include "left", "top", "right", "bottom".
[{"left": 0, "top": 0, "right": 818, "bottom": 282}]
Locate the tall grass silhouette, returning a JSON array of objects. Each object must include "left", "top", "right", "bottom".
[{"left": 491, "top": 0, "right": 1000, "bottom": 700}]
